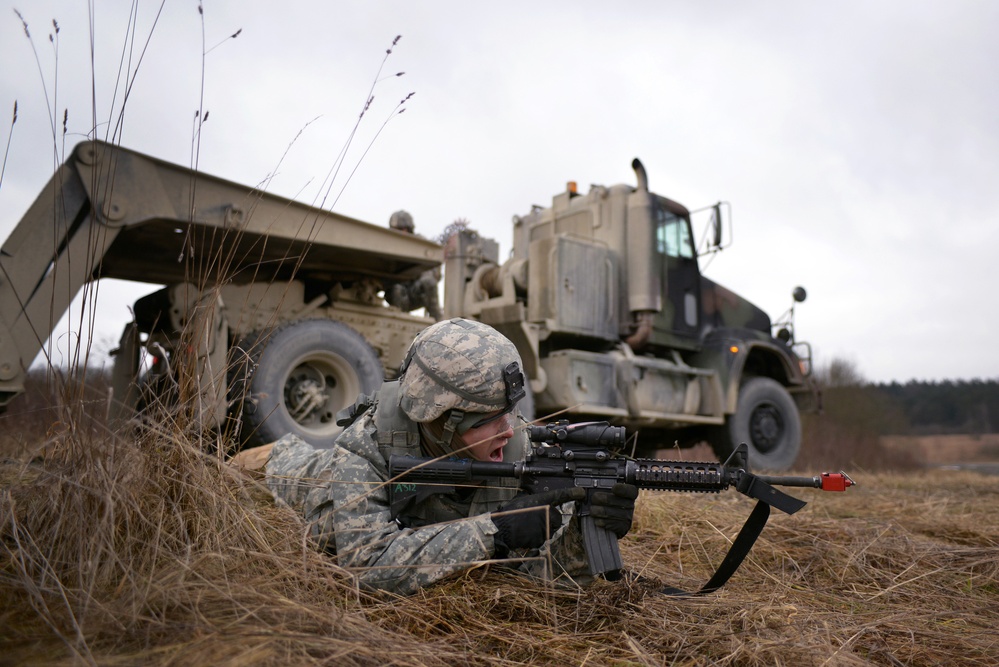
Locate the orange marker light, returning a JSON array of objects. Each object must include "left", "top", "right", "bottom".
[{"left": 729, "top": 346, "right": 739, "bottom": 354}]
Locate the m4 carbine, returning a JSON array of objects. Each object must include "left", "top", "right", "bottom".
[{"left": 389, "top": 420, "right": 854, "bottom": 594}]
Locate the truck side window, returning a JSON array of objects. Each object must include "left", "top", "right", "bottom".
[{"left": 655, "top": 209, "right": 695, "bottom": 260}]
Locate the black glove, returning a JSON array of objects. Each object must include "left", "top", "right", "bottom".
[
  {"left": 588, "top": 482, "right": 639, "bottom": 538},
  {"left": 491, "top": 487, "right": 586, "bottom": 557}
]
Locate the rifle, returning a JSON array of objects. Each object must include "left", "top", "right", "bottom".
[{"left": 389, "top": 420, "right": 854, "bottom": 595}]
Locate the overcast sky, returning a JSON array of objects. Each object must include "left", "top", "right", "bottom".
[{"left": 2, "top": 0, "right": 997, "bottom": 384}]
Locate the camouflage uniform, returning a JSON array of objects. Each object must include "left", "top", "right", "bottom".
[
  {"left": 386, "top": 267, "right": 442, "bottom": 321},
  {"left": 385, "top": 209, "right": 442, "bottom": 320},
  {"left": 265, "top": 319, "right": 591, "bottom": 595}
]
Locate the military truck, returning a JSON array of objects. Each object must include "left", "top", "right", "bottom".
[
  {"left": 0, "top": 142, "right": 814, "bottom": 469},
  {"left": 442, "top": 159, "right": 815, "bottom": 470}
]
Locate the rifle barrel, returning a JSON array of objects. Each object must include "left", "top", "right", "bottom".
[
  {"left": 755, "top": 472, "right": 855, "bottom": 492},
  {"left": 755, "top": 474, "right": 822, "bottom": 488}
]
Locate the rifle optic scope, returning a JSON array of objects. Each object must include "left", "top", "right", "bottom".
[{"left": 527, "top": 420, "right": 626, "bottom": 449}]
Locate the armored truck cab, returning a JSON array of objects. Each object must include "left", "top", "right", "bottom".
[{"left": 444, "top": 159, "right": 813, "bottom": 469}]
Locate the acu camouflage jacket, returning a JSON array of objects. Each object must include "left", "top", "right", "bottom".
[{"left": 265, "top": 382, "right": 592, "bottom": 595}]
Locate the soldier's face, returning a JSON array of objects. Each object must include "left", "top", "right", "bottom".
[{"left": 459, "top": 411, "right": 516, "bottom": 462}]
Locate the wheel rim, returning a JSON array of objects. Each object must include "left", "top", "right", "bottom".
[
  {"left": 281, "top": 352, "right": 361, "bottom": 437},
  {"left": 748, "top": 402, "right": 783, "bottom": 453}
]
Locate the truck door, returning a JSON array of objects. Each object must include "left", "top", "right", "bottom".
[{"left": 655, "top": 203, "right": 701, "bottom": 339}]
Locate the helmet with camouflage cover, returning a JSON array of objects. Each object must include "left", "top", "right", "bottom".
[
  {"left": 389, "top": 210, "right": 415, "bottom": 233},
  {"left": 399, "top": 318, "right": 526, "bottom": 425}
]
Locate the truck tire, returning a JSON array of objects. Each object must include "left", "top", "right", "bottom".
[
  {"left": 232, "top": 319, "right": 384, "bottom": 449},
  {"left": 710, "top": 377, "right": 801, "bottom": 471}
]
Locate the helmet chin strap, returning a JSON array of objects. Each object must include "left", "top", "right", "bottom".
[
  {"left": 419, "top": 409, "right": 466, "bottom": 460},
  {"left": 439, "top": 409, "right": 464, "bottom": 452}
]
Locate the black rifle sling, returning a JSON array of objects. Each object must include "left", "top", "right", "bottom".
[
  {"left": 659, "top": 471, "right": 807, "bottom": 597},
  {"left": 661, "top": 500, "right": 771, "bottom": 597}
]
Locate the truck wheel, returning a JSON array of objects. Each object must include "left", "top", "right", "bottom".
[
  {"left": 233, "top": 319, "right": 384, "bottom": 449},
  {"left": 710, "top": 377, "right": 801, "bottom": 471}
]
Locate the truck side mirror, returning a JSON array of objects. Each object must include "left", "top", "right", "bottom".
[
  {"left": 711, "top": 203, "right": 723, "bottom": 248},
  {"left": 792, "top": 286, "right": 807, "bottom": 303}
]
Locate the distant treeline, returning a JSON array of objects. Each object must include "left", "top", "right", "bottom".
[{"left": 872, "top": 379, "right": 999, "bottom": 435}]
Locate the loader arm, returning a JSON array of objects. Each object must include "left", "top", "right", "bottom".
[{"left": 0, "top": 140, "right": 441, "bottom": 407}]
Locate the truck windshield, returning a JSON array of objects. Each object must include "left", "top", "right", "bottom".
[{"left": 655, "top": 205, "right": 695, "bottom": 260}]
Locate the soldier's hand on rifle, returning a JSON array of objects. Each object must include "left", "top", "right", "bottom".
[
  {"left": 491, "top": 487, "right": 587, "bottom": 556},
  {"left": 589, "top": 482, "right": 639, "bottom": 538}
]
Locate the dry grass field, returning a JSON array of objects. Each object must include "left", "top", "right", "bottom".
[
  {"left": 1, "top": 389, "right": 997, "bottom": 666},
  {"left": 881, "top": 433, "right": 999, "bottom": 467}
]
